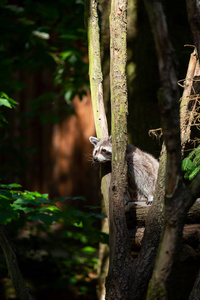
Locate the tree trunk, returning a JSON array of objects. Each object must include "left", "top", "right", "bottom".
[
  {"left": 86, "top": 1, "right": 200, "bottom": 299},
  {"left": 84, "top": 0, "right": 110, "bottom": 217},
  {"left": 105, "top": 0, "right": 134, "bottom": 299},
  {"left": 0, "top": 226, "right": 35, "bottom": 300},
  {"left": 143, "top": 1, "right": 200, "bottom": 298},
  {"left": 186, "top": 0, "right": 200, "bottom": 58},
  {"left": 128, "top": 144, "right": 166, "bottom": 300}
]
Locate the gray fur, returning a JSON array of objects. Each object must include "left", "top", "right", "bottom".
[{"left": 89, "top": 136, "right": 159, "bottom": 206}]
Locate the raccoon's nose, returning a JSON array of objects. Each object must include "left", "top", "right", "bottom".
[{"left": 94, "top": 157, "right": 99, "bottom": 162}]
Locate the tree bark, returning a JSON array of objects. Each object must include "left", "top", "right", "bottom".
[
  {"left": 143, "top": 1, "right": 200, "bottom": 298},
  {"left": 186, "top": 0, "right": 200, "bottom": 58},
  {"left": 105, "top": 0, "right": 133, "bottom": 299},
  {"left": 127, "top": 199, "right": 200, "bottom": 226},
  {"left": 85, "top": 4, "right": 111, "bottom": 300},
  {"left": 85, "top": 0, "right": 110, "bottom": 217},
  {"left": 84, "top": 0, "right": 108, "bottom": 139},
  {"left": 0, "top": 226, "right": 35, "bottom": 300},
  {"left": 131, "top": 223, "right": 200, "bottom": 251},
  {"left": 86, "top": 1, "right": 200, "bottom": 299},
  {"left": 185, "top": 3, "right": 200, "bottom": 298},
  {"left": 189, "top": 267, "right": 200, "bottom": 300},
  {"left": 180, "top": 48, "right": 197, "bottom": 147},
  {"left": 128, "top": 144, "right": 166, "bottom": 300}
]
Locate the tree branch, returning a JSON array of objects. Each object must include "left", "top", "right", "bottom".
[
  {"left": 180, "top": 48, "right": 198, "bottom": 150},
  {"left": 127, "top": 198, "right": 200, "bottom": 226},
  {"left": 131, "top": 223, "right": 200, "bottom": 251}
]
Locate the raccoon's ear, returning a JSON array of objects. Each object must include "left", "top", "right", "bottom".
[{"left": 89, "top": 136, "right": 99, "bottom": 146}]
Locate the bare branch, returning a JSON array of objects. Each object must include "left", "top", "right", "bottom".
[{"left": 180, "top": 48, "right": 199, "bottom": 150}]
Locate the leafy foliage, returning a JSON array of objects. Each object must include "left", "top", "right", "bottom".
[
  {"left": 0, "top": 1, "right": 100, "bottom": 298},
  {"left": 0, "top": 92, "right": 18, "bottom": 124},
  {"left": 0, "top": 183, "right": 108, "bottom": 243},
  {"left": 0, "top": 0, "right": 88, "bottom": 97},
  {"left": 0, "top": 0, "right": 89, "bottom": 183},
  {"left": 182, "top": 145, "right": 200, "bottom": 180},
  {"left": 0, "top": 0, "right": 88, "bottom": 184},
  {"left": 0, "top": 182, "right": 108, "bottom": 298},
  {"left": 0, "top": 183, "right": 59, "bottom": 225}
]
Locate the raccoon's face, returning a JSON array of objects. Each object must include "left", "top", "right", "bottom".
[{"left": 89, "top": 136, "right": 112, "bottom": 163}]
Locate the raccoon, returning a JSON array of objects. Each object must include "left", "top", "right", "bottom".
[{"left": 89, "top": 136, "right": 159, "bottom": 206}]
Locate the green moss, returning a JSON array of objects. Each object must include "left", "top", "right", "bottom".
[{"left": 147, "top": 279, "right": 167, "bottom": 300}]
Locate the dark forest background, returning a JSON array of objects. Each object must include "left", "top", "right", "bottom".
[{"left": 0, "top": 0, "right": 194, "bottom": 299}]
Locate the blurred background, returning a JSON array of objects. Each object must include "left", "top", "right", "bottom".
[{"left": 0, "top": 0, "right": 193, "bottom": 299}]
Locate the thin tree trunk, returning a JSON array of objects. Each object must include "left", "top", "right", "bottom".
[
  {"left": 186, "top": 3, "right": 200, "bottom": 297},
  {"left": 85, "top": 4, "right": 111, "bottom": 300},
  {"left": 84, "top": 0, "right": 110, "bottom": 217},
  {"left": 105, "top": 0, "right": 133, "bottom": 299},
  {"left": 84, "top": 0, "right": 108, "bottom": 139},
  {"left": 0, "top": 226, "right": 35, "bottom": 300},
  {"left": 186, "top": 0, "right": 200, "bottom": 58}
]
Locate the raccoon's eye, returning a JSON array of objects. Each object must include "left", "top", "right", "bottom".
[{"left": 102, "top": 149, "right": 107, "bottom": 153}]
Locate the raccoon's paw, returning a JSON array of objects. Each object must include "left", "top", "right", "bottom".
[{"left": 146, "top": 195, "right": 153, "bottom": 206}]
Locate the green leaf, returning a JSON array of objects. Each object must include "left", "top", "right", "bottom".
[
  {"left": 0, "top": 210, "right": 18, "bottom": 225},
  {"left": 28, "top": 212, "right": 59, "bottom": 225},
  {"left": 182, "top": 157, "right": 194, "bottom": 172},
  {"left": 0, "top": 198, "right": 13, "bottom": 211},
  {"left": 7, "top": 183, "right": 22, "bottom": 189},
  {"left": 182, "top": 146, "right": 200, "bottom": 180},
  {"left": 189, "top": 165, "right": 200, "bottom": 180},
  {"left": 0, "top": 92, "right": 9, "bottom": 99},
  {"left": 0, "top": 98, "right": 12, "bottom": 108},
  {"left": 81, "top": 246, "right": 96, "bottom": 254},
  {"left": 39, "top": 206, "right": 59, "bottom": 212},
  {"left": 193, "top": 152, "right": 200, "bottom": 166},
  {"left": 64, "top": 88, "right": 76, "bottom": 104},
  {"left": 73, "top": 221, "right": 83, "bottom": 228}
]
